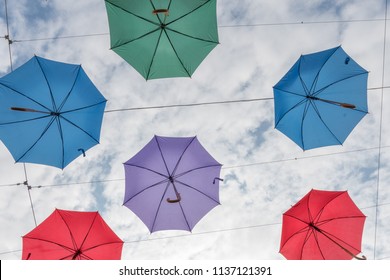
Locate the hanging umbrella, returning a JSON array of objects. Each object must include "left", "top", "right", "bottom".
[
  {"left": 273, "top": 46, "right": 368, "bottom": 150},
  {"left": 22, "top": 209, "right": 123, "bottom": 260},
  {"left": 104, "top": 0, "right": 219, "bottom": 80},
  {"left": 123, "top": 135, "right": 222, "bottom": 232},
  {"left": 0, "top": 56, "right": 106, "bottom": 169},
  {"left": 280, "top": 189, "right": 366, "bottom": 260}
]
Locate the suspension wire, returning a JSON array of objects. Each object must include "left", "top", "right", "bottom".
[
  {"left": 3, "top": 0, "right": 37, "bottom": 227},
  {"left": 373, "top": 0, "right": 388, "bottom": 260},
  {"left": 3, "top": 0, "right": 12, "bottom": 70},
  {"left": 14, "top": 145, "right": 386, "bottom": 189},
  {"left": 7, "top": 18, "right": 389, "bottom": 43},
  {"left": 104, "top": 86, "right": 387, "bottom": 114}
]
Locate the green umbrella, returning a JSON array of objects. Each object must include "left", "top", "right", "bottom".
[{"left": 105, "top": 0, "right": 219, "bottom": 80}]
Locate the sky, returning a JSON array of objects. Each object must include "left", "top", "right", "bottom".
[{"left": 0, "top": 0, "right": 389, "bottom": 260}]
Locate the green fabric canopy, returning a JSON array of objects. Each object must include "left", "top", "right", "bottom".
[{"left": 105, "top": 0, "right": 219, "bottom": 80}]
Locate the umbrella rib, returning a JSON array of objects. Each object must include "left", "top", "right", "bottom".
[
  {"left": 57, "top": 210, "right": 79, "bottom": 253},
  {"left": 57, "top": 65, "right": 82, "bottom": 112},
  {"left": 312, "top": 72, "right": 369, "bottom": 113},
  {"left": 0, "top": 81, "right": 52, "bottom": 112},
  {"left": 308, "top": 46, "right": 340, "bottom": 94},
  {"left": 162, "top": 28, "right": 192, "bottom": 77},
  {"left": 123, "top": 162, "right": 168, "bottom": 178},
  {"left": 171, "top": 137, "right": 196, "bottom": 176},
  {"left": 59, "top": 115, "right": 100, "bottom": 144},
  {"left": 15, "top": 116, "right": 56, "bottom": 163},
  {"left": 151, "top": 181, "right": 171, "bottom": 232},
  {"left": 175, "top": 179, "right": 220, "bottom": 204},
  {"left": 76, "top": 240, "right": 123, "bottom": 259},
  {"left": 300, "top": 100, "right": 311, "bottom": 150},
  {"left": 174, "top": 164, "right": 222, "bottom": 178},
  {"left": 146, "top": 29, "right": 164, "bottom": 80},
  {"left": 154, "top": 136, "right": 173, "bottom": 175},
  {"left": 60, "top": 100, "right": 107, "bottom": 114},
  {"left": 106, "top": 0, "right": 160, "bottom": 26},
  {"left": 309, "top": 99, "right": 343, "bottom": 145},
  {"left": 274, "top": 96, "right": 307, "bottom": 128},
  {"left": 111, "top": 27, "right": 161, "bottom": 50},
  {"left": 165, "top": 27, "right": 219, "bottom": 44},
  {"left": 312, "top": 229, "right": 326, "bottom": 259},
  {"left": 123, "top": 178, "right": 169, "bottom": 205},
  {"left": 0, "top": 115, "right": 51, "bottom": 126},
  {"left": 54, "top": 117, "right": 66, "bottom": 168},
  {"left": 22, "top": 236, "right": 76, "bottom": 256},
  {"left": 35, "top": 56, "right": 58, "bottom": 112},
  {"left": 79, "top": 212, "right": 98, "bottom": 252},
  {"left": 165, "top": 0, "right": 213, "bottom": 26}
]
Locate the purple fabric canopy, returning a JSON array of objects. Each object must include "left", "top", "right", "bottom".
[{"left": 123, "top": 135, "right": 222, "bottom": 232}]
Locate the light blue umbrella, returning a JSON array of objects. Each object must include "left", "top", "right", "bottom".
[
  {"left": 0, "top": 56, "right": 106, "bottom": 169},
  {"left": 273, "top": 46, "right": 368, "bottom": 150}
]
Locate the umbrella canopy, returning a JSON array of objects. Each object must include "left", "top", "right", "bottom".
[
  {"left": 280, "top": 189, "right": 366, "bottom": 260},
  {"left": 104, "top": 0, "right": 219, "bottom": 80},
  {"left": 273, "top": 46, "right": 368, "bottom": 150},
  {"left": 0, "top": 56, "right": 106, "bottom": 169},
  {"left": 123, "top": 135, "right": 222, "bottom": 232},
  {"left": 22, "top": 209, "right": 123, "bottom": 260}
]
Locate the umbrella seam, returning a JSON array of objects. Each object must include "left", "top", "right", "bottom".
[
  {"left": 174, "top": 164, "right": 222, "bottom": 178},
  {"left": 308, "top": 46, "right": 340, "bottom": 94},
  {"left": 274, "top": 95, "right": 307, "bottom": 128},
  {"left": 123, "top": 163, "right": 169, "bottom": 178},
  {"left": 171, "top": 137, "right": 196, "bottom": 176},
  {"left": 151, "top": 181, "right": 171, "bottom": 232},
  {"left": 0, "top": 81, "right": 52, "bottom": 112},
  {"left": 35, "top": 56, "right": 58, "bottom": 112},
  {"left": 165, "top": 26, "right": 219, "bottom": 44},
  {"left": 161, "top": 28, "right": 192, "bottom": 77},
  {"left": 175, "top": 179, "right": 220, "bottom": 204},
  {"left": 57, "top": 66, "right": 82, "bottom": 112},
  {"left": 110, "top": 27, "right": 161, "bottom": 50},
  {"left": 0, "top": 115, "right": 51, "bottom": 126},
  {"left": 123, "top": 178, "right": 169, "bottom": 205},
  {"left": 60, "top": 100, "right": 107, "bottom": 114},
  {"left": 146, "top": 29, "right": 164, "bottom": 79},
  {"left": 105, "top": 0, "right": 160, "bottom": 27},
  {"left": 15, "top": 116, "right": 57, "bottom": 163},
  {"left": 165, "top": 0, "right": 214, "bottom": 26},
  {"left": 59, "top": 115, "right": 100, "bottom": 144},
  {"left": 57, "top": 210, "right": 79, "bottom": 254}
]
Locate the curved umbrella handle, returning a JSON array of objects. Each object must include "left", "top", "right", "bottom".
[{"left": 167, "top": 192, "right": 181, "bottom": 203}]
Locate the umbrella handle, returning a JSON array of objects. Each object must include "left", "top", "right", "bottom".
[
  {"left": 167, "top": 192, "right": 181, "bottom": 203},
  {"left": 153, "top": 9, "right": 169, "bottom": 15},
  {"left": 213, "top": 177, "right": 224, "bottom": 184},
  {"left": 10, "top": 107, "right": 48, "bottom": 114}
]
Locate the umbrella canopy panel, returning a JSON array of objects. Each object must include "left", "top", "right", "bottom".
[
  {"left": 105, "top": 0, "right": 219, "bottom": 80},
  {"left": 124, "top": 135, "right": 222, "bottom": 232},
  {"left": 22, "top": 209, "right": 123, "bottom": 260},
  {"left": 0, "top": 56, "right": 106, "bottom": 169},
  {"left": 273, "top": 46, "right": 368, "bottom": 150},
  {"left": 280, "top": 189, "right": 366, "bottom": 260}
]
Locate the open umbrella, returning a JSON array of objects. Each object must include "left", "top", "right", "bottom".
[
  {"left": 0, "top": 56, "right": 106, "bottom": 169},
  {"left": 273, "top": 46, "right": 368, "bottom": 150},
  {"left": 104, "top": 0, "right": 219, "bottom": 80},
  {"left": 280, "top": 189, "right": 366, "bottom": 260},
  {"left": 123, "top": 135, "right": 222, "bottom": 232},
  {"left": 22, "top": 209, "right": 123, "bottom": 260}
]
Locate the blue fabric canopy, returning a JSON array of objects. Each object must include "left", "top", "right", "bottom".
[
  {"left": 273, "top": 46, "right": 368, "bottom": 150},
  {"left": 0, "top": 56, "right": 106, "bottom": 169}
]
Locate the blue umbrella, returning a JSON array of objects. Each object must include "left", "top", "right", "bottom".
[
  {"left": 0, "top": 56, "right": 106, "bottom": 169},
  {"left": 273, "top": 46, "right": 368, "bottom": 150}
]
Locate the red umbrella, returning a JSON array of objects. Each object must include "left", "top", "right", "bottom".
[
  {"left": 22, "top": 209, "right": 123, "bottom": 260},
  {"left": 280, "top": 189, "right": 366, "bottom": 260}
]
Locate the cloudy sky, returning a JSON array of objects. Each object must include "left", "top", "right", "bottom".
[{"left": 0, "top": 0, "right": 389, "bottom": 260}]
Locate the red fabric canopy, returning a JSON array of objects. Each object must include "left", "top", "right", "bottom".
[
  {"left": 22, "top": 209, "right": 123, "bottom": 260},
  {"left": 280, "top": 189, "right": 366, "bottom": 260}
]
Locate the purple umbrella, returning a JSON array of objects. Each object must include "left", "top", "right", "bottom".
[{"left": 123, "top": 135, "right": 223, "bottom": 232}]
